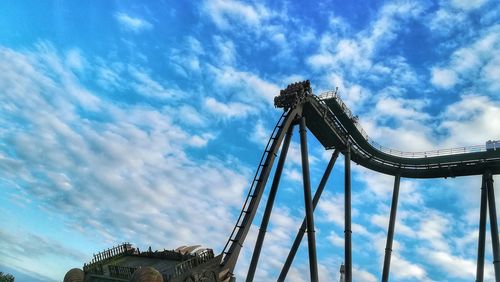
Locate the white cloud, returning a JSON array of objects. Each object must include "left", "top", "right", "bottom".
[
  {"left": 96, "top": 61, "right": 125, "bottom": 91},
  {"left": 177, "top": 105, "right": 207, "bottom": 127},
  {"left": 168, "top": 36, "right": 206, "bottom": 75},
  {"left": 114, "top": 12, "right": 153, "bottom": 33},
  {"left": 0, "top": 228, "right": 86, "bottom": 281},
  {"left": 284, "top": 168, "right": 302, "bottom": 182},
  {"left": 187, "top": 36, "right": 204, "bottom": 55},
  {"left": 440, "top": 95, "right": 500, "bottom": 147},
  {"left": 308, "top": 0, "right": 425, "bottom": 76},
  {"left": 94, "top": 61, "right": 186, "bottom": 100},
  {"left": 318, "top": 193, "right": 359, "bottom": 227},
  {"left": 353, "top": 266, "right": 378, "bottom": 282},
  {"left": 427, "top": 7, "right": 468, "bottom": 35},
  {"left": 429, "top": 25, "right": 500, "bottom": 93},
  {"left": 430, "top": 67, "right": 458, "bottom": 89},
  {"left": 202, "top": 0, "right": 269, "bottom": 30},
  {"left": 450, "top": 0, "right": 488, "bottom": 11},
  {"left": 250, "top": 120, "right": 269, "bottom": 145},
  {"left": 208, "top": 65, "right": 280, "bottom": 104},
  {"left": 390, "top": 253, "right": 428, "bottom": 280},
  {"left": 373, "top": 95, "right": 430, "bottom": 121},
  {"left": 327, "top": 231, "right": 344, "bottom": 247},
  {"left": 417, "top": 248, "right": 487, "bottom": 279},
  {"left": 214, "top": 36, "right": 236, "bottom": 65},
  {"left": 204, "top": 97, "right": 255, "bottom": 118},
  {"left": 65, "top": 49, "right": 86, "bottom": 72},
  {"left": 128, "top": 66, "right": 182, "bottom": 99},
  {"left": 482, "top": 54, "right": 500, "bottom": 92}
]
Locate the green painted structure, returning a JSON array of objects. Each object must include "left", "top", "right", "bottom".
[{"left": 64, "top": 243, "right": 219, "bottom": 282}]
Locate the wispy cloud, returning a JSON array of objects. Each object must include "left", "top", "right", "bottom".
[
  {"left": 431, "top": 67, "right": 458, "bottom": 89},
  {"left": 204, "top": 97, "right": 255, "bottom": 118},
  {"left": 429, "top": 24, "right": 500, "bottom": 93},
  {"left": 202, "top": 0, "right": 269, "bottom": 30},
  {"left": 450, "top": 0, "right": 488, "bottom": 11},
  {"left": 0, "top": 43, "right": 250, "bottom": 278},
  {"left": 128, "top": 66, "right": 182, "bottom": 99},
  {"left": 114, "top": 12, "right": 153, "bottom": 33},
  {"left": 0, "top": 228, "right": 86, "bottom": 281}
]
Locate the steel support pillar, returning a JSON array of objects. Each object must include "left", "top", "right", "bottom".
[
  {"left": 345, "top": 143, "right": 352, "bottom": 282},
  {"left": 299, "top": 116, "right": 319, "bottom": 282},
  {"left": 476, "top": 175, "right": 488, "bottom": 282},
  {"left": 382, "top": 174, "right": 401, "bottom": 282},
  {"left": 246, "top": 126, "right": 294, "bottom": 282},
  {"left": 486, "top": 171, "right": 500, "bottom": 281},
  {"left": 278, "top": 150, "right": 340, "bottom": 281}
]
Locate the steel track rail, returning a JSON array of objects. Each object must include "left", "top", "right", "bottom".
[{"left": 303, "top": 95, "right": 500, "bottom": 178}]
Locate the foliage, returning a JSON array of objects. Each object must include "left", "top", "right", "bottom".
[{"left": 0, "top": 272, "right": 14, "bottom": 282}]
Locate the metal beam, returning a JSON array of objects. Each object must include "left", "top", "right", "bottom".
[
  {"left": 476, "top": 174, "right": 487, "bottom": 282},
  {"left": 246, "top": 126, "right": 294, "bottom": 282},
  {"left": 382, "top": 174, "right": 401, "bottom": 282},
  {"left": 486, "top": 171, "right": 500, "bottom": 281},
  {"left": 299, "top": 116, "right": 319, "bottom": 282},
  {"left": 278, "top": 149, "right": 340, "bottom": 281},
  {"left": 345, "top": 143, "right": 352, "bottom": 282}
]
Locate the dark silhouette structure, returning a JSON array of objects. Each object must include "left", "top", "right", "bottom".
[
  {"left": 64, "top": 243, "right": 218, "bottom": 282},
  {"left": 218, "top": 81, "right": 500, "bottom": 282}
]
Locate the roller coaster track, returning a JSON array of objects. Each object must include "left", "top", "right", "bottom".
[
  {"left": 305, "top": 91, "right": 500, "bottom": 178},
  {"left": 218, "top": 81, "right": 500, "bottom": 282}
]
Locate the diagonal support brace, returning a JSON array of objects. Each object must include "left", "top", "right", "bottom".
[
  {"left": 278, "top": 149, "right": 340, "bottom": 281},
  {"left": 382, "top": 174, "right": 401, "bottom": 282},
  {"left": 486, "top": 171, "right": 500, "bottom": 281}
]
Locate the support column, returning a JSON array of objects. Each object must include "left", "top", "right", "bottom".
[
  {"left": 382, "top": 174, "right": 401, "bottom": 282},
  {"left": 246, "top": 126, "right": 294, "bottom": 282},
  {"left": 476, "top": 175, "right": 487, "bottom": 282},
  {"left": 278, "top": 150, "right": 340, "bottom": 281},
  {"left": 345, "top": 143, "right": 352, "bottom": 282},
  {"left": 299, "top": 116, "right": 319, "bottom": 282},
  {"left": 486, "top": 171, "right": 500, "bottom": 281}
]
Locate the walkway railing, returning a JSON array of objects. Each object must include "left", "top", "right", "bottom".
[
  {"left": 163, "top": 249, "right": 215, "bottom": 281},
  {"left": 83, "top": 243, "right": 134, "bottom": 273},
  {"left": 317, "top": 91, "right": 488, "bottom": 158}
]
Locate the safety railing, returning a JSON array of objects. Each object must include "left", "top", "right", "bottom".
[
  {"left": 83, "top": 243, "right": 134, "bottom": 273},
  {"left": 163, "top": 249, "right": 215, "bottom": 280},
  {"left": 317, "top": 91, "right": 488, "bottom": 158}
]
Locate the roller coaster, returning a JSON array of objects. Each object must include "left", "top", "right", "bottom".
[
  {"left": 218, "top": 81, "right": 500, "bottom": 282},
  {"left": 66, "top": 81, "right": 500, "bottom": 282}
]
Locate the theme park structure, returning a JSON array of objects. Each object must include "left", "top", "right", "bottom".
[
  {"left": 65, "top": 81, "right": 500, "bottom": 282},
  {"left": 218, "top": 81, "right": 500, "bottom": 282}
]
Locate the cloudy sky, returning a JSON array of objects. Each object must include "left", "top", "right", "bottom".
[{"left": 0, "top": 0, "right": 499, "bottom": 281}]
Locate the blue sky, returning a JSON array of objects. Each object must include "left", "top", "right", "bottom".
[{"left": 0, "top": 0, "right": 499, "bottom": 281}]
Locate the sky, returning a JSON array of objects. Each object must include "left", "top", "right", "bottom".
[{"left": 0, "top": 0, "right": 499, "bottom": 281}]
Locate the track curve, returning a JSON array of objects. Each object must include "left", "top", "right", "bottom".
[{"left": 277, "top": 82, "right": 500, "bottom": 178}]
